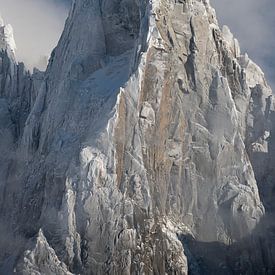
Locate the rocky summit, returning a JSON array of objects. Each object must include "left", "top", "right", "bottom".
[{"left": 0, "top": 0, "right": 274, "bottom": 274}]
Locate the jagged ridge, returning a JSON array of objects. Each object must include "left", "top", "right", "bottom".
[{"left": 0, "top": 0, "right": 274, "bottom": 274}]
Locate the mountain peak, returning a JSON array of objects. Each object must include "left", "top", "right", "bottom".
[
  {"left": 0, "top": 0, "right": 274, "bottom": 274},
  {"left": 0, "top": 18, "right": 16, "bottom": 54}
]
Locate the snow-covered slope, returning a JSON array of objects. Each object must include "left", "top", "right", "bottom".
[{"left": 0, "top": 0, "right": 274, "bottom": 274}]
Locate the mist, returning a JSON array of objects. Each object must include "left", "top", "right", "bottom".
[
  {"left": 211, "top": 0, "right": 275, "bottom": 90},
  {"left": 0, "top": 0, "right": 273, "bottom": 87},
  {"left": 0, "top": 0, "right": 70, "bottom": 71}
]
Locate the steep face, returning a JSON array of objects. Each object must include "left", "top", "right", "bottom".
[
  {"left": 131, "top": 0, "right": 265, "bottom": 243},
  {"left": 0, "top": 17, "right": 45, "bottom": 274},
  {"left": 0, "top": 0, "right": 274, "bottom": 274},
  {"left": 0, "top": 19, "right": 43, "bottom": 137}
]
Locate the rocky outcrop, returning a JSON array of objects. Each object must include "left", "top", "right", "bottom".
[
  {"left": 0, "top": 0, "right": 274, "bottom": 274},
  {"left": 15, "top": 229, "right": 72, "bottom": 275}
]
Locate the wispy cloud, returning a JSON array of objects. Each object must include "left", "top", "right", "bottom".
[
  {"left": 211, "top": 0, "right": 275, "bottom": 89},
  {"left": 0, "top": 0, "right": 70, "bottom": 70},
  {"left": 0, "top": 0, "right": 273, "bottom": 87}
]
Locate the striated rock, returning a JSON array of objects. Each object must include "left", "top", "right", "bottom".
[
  {"left": 0, "top": 0, "right": 274, "bottom": 274},
  {"left": 15, "top": 229, "right": 72, "bottom": 275}
]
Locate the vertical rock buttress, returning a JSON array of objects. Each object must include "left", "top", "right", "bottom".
[{"left": 0, "top": 0, "right": 274, "bottom": 274}]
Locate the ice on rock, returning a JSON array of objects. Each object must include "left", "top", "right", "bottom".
[
  {"left": 222, "top": 25, "right": 241, "bottom": 57},
  {"left": 0, "top": 0, "right": 274, "bottom": 274},
  {"left": 0, "top": 14, "right": 16, "bottom": 54},
  {"left": 3, "top": 24, "right": 16, "bottom": 52}
]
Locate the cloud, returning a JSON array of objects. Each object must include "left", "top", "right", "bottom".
[
  {"left": 211, "top": 0, "right": 275, "bottom": 89},
  {"left": 0, "top": 0, "right": 273, "bottom": 88},
  {"left": 0, "top": 0, "right": 70, "bottom": 70}
]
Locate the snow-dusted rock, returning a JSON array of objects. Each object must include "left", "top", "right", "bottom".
[
  {"left": 15, "top": 229, "right": 72, "bottom": 275},
  {"left": 0, "top": 0, "right": 274, "bottom": 274}
]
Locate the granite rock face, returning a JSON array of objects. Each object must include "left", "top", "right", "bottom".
[{"left": 0, "top": 0, "right": 274, "bottom": 274}]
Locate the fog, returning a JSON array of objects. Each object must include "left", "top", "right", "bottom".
[
  {"left": 0, "top": 0, "right": 70, "bottom": 70},
  {"left": 211, "top": 0, "right": 275, "bottom": 89},
  {"left": 0, "top": 0, "right": 273, "bottom": 87}
]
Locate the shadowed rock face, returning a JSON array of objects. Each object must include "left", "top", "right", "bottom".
[{"left": 0, "top": 0, "right": 274, "bottom": 274}]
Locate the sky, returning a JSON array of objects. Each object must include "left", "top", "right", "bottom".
[
  {"left": 0, "top": 0, "right": 70, "bottom": 70},
  {"left": 0, "top": 0, "right": 273, "bottom": 90},
  {"left": 211, "top": 0, "right": 275, "bottom": 90}
]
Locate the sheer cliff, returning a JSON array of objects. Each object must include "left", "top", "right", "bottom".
[{"left": 0, "top": 0, "right": 274, "bottom": 274}]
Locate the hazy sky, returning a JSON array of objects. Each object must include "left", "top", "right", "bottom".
[
  {"left": 0, "top": 0, "right": 70, "bottom": 70},
  {"left": 211, "top": 0, "right": 275, "bottom": 89},
  {"left": 0, "top": 0, "right": 273, "bottom": 89}
]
